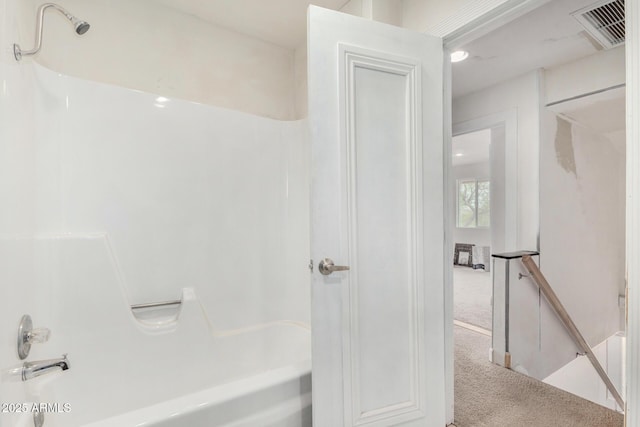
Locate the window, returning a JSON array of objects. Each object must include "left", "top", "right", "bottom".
[{"left": 457, "top": 179, "right": 490, "bottom": 228}]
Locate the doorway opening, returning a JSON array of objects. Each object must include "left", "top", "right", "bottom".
[
  {"left": 449, "top": 0, "right": 626, "bottom": 420},
  {"left": 452, "top": 128, "right": 494, "bottom": 337}
]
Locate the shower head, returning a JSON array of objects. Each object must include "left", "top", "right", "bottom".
[
  {"left": 73, "top": 19, "right": 91, "bottom": 35},
  {"left": 14, "top": 3, "right": 91, "bottom": 61}
]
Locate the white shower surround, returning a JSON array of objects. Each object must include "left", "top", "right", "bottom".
[
  {"left": 32, "top": 64, "right": 310, "bottom": 329},
  {"left": 6, "top": 64, "right": 311, "bottom": 427}
]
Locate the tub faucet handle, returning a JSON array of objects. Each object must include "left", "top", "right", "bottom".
[
  {"left": 17, "top": 315, "right": 51, "bottom": 360},
  {"left": 28, "top": 327, "right": 51, "bottom": 344}
]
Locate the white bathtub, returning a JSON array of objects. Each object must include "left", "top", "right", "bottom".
[
  {"left": 13, "top": 240, "right": 312, "bottom": 427},
  {"left": 26, "top": 320, "right": 311, "bottom": 427},
  {"left": 16, "top": 363, "right": 310, "bottom": 427},
  {"left": 85, "top": 361, "right": 311, "bottom": 427},
  {"left": 25, "top": 313, "right": 311, "bottom": 427}
]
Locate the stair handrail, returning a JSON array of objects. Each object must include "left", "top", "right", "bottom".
[{"left": 521, "top": 255, "right": 624, "bottom": 409}]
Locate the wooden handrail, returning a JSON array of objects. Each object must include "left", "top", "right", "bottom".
[{"left": 521, "top": 255, "right": 624, "bottom": 409}]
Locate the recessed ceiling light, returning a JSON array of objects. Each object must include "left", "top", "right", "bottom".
[
  {"left": 450, "top": 50, "right": 469, "bottom": 63},
  {"left": 455, "top": 153, "right": 464, "bottom": 157}
]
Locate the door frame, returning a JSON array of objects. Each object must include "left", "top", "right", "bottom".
[
  {"left": 437, "top": 0, "right": 638, "bottom": 424},
  {"left": 453, "top": 111, "right": 518, "bottom": 253},
  {"left": 452, "top": 113, "right": 517, "bottom": 369},
  {"left": 625, "top": 2, "right": 639, "bottom": 424}
]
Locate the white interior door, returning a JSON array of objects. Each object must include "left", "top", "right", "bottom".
[{"left": 308, "top": 6, "right": 445, "bottom": 427}]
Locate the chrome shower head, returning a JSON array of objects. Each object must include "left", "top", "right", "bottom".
[
  {"left": 14, "top": 3, "right": 90, "bottom": 61},
  {"left": 73, "top": 19, "right": 91, "bottom": 35}
]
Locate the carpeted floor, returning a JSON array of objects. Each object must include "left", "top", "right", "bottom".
[
  {"left": 454, "top": 266, "right": 492, "bottom": 330},
  {"left": 454, "top": 326, "right": 624, "bottom": 427}
]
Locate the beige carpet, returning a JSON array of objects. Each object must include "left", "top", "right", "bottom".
[
  {"left": 454, "top": 266, "right": 492, "bottom": 330},
  {"left": 454, "top": 326, "right": 624, "bottom": 427}
]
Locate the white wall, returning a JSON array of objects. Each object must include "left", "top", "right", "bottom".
[
  {"left": 490, "top": 125, "right": 507, "bottom": 253},
  {"left": 14, "top": 0, "right": 540, "bottom": 121},
  {"left": 544, "top": 333, "right": 625, "bottom": 411},
  {"left": 402, "top": 0, "right": 473, "bottom": 32},
  {"left": 454, "top": 58, "right": 626, "bottom": 379},
  {"left": 18, "top": 0, "right": 298, "bottom": 120},
  {"left": 545, "top": 46, "right": 625, "bottom": 105},
  {"left": 15, "top": 0, "right": 510, "bottom": 122},
  {"left": 342, "top": 0, "right": 515, "bottom": 34},
  {"left": 294, "top": 46, "right": 308, "bottom": 119},
  {"left": 453, "top": 71, "right": 540, "bottom": 251},
  {"left": 340, "top": 0, "right": 402, "bottom": 24},
  {"left": 372, "top": 0, "right": 403, "bottom": 26},
  {"left": 536, "top": 48, "right": 626, "bottom": 376},
  {"left": 539, "top": 110, "right": 625, "bottom": 346},
  {"left": 0, "top": 1, "right": 41, "bottom": 425},
  {"left": 453, "top": 161, "right": 491, "bottom": 247}
]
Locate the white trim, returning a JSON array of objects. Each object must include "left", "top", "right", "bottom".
[
  {"left": 438, "top": 0, "right": 552, "bottom": 48},
  {"left": 454, "top": 320, "right": 492, "bottom": 337},
  {"left": 362, "top": 0, "right": 374, "bottom": 19},
  {"left": 626, "top": 0, "right": 639, "bottom": 423},
  {"left": 438, "top": 3, "right": 544, "bottom": 424},
  {"left": 442, "top": 49, "right": 455, "bottom": 425},
  {"left": 453, "top": 111, "right": 518, "bottom": 252}
]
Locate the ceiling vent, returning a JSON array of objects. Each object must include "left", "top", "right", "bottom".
[{"left": 572, "top": 0, "right": 625, "bottom": 49}]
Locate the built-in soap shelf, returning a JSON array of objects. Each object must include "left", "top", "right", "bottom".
[
  {"left": 130, "top": 288, "right": 197, "bottom": 330},
  {"left": 131, "top": 301, "right": 181, "bottom": 328}
]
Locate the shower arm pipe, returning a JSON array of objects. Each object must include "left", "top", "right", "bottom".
[
  {"left": 16, "top": 3, "right": 63, "bottom": 59},
  {"left": 14, "top": 3, "right": 88, "bottom": 61}
]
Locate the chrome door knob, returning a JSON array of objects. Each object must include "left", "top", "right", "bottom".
[{"left": 318, "top": 258, "right": 350, "bottom": 276}]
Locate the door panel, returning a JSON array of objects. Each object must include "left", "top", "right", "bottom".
[
  {"left": 309, "top": 6, "right": 445, "bottom": 426},
  {"left": 347, "top": 47, "right": 422, "bottom": 422}
]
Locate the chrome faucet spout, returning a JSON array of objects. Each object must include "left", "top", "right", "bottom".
[{"left": 22, "top": 354, "right": 70, "bottom": 381}]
